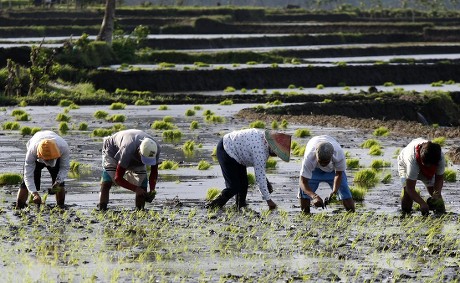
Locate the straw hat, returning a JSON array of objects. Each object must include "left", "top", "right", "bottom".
[
  {"left": 264, "top": 130, "right": 291, "bottom": 162},
  {"left": 37, "top": 139, "right": 61, "bottom": 160}
]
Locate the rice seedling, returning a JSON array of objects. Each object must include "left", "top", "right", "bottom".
[
  {"left": 219, "top": 99, "right": 233, "bottom": 105},
  {"left": 91, "top": 128, "right": 113, "bottom": 137},
  {"left": 288, "top": 84, "right": 296, "bottom": 89},
  {"left": 194, "top": 62, "right": 210, "bottom": 68},
  {"left": 0, "top": 173, "right": 22, "bottom": 185},
  {"left": 251, "top": 89, "right": 258, "bottom": 94},
  {"left": 107, "top": 114, "right": 126, "bottom": 123},
  {"left": 444, "top": 168, "right": 457, "bottom": 182},
  {"left": 19, "top": 100, "right": 27, "bottom": 107},
  {"left": 323, "top": 99, "right": 333, "bottom": 103},
  {"left": 292, "top": 144, "right": 305, "bottom": 157},
  {"left": 159, "top": 160, "right": 179, "bottom": 170},
  {"left": 294, "top": 129, "right": 311, "bottom": 138},
  {"left": 266, "top": 158, "right": 277, "bottom": 169},
  {"left": 182, "top": 140, "right": 195, "bottom": 152},
  {"left": 135, "top": 100, "right": 150, "bottom": 106},
  {"left": 271, "top": 63, "right": 278, "bottom": 68},
  {"left": 246, "top": 61, "right": 258, "bottom": 65},
  {"left": 20, "top": 126, "right": 32, "bottom": 136},
  {"left": 432, "top": 137, "right": 446, "bottom": 146},
  {"left": 31, "top": 127, "right": 41, "bottom": 135},
  {"left": 93, "top": 110, "right": 109, "bottom": 119},
  {"left": 361, "top": 139, "right": 380, "bottom": 149},
  {"left": 15, "top": 113, "right": 29, "bottom": 121},
  {"left": 382, "top": 173, "right": 392, "bottom": 184},
  {"left": 353, "top": 169, "right": 379, "bottom": 187},
  {"left": 369, "top": 145, "right": 383, "bottom": 156},
  {"left": 58, "top": 99, "right": 74, "bottom": 107},
  {"left": 66, "top": 103, "right": 80, "bottom": 110},
  {"left": 316, "top": 84, "right": 324, "bottom": 89},
  {"left": 163, "top": 116, "right": 174, "bottom": 123},
  {"left": 350, "top": 186, "right": 367, "bottom": 201},
  {"left": 373, "top": 126, "right": 390, "bottom": 137},
  {"left": 346, "top": 158, "right": 360, "bottom": 169},
  {"left": 190, "top": 121, "right": 199, "bottom": 130},
  {"left": 56, "top": 113, "right": 71, "bottom": 122},
  {"left": 280, "top": 119, "right": 288, "bottom": 129},
  {"left": 197, "top": 160, "right": 212, "bottom": 170},
  {"left": 158, "top": 105, "right": 169, "bottom": 110},
  {"left": 211, "top": 147, "right": 217, "bottom": 156},
  {"left": 2, "top": 121, "right": 20, "bottom": 130},
  {"left": 151, "top": 121, "right": 175, "bottom": 130},
  {"left": 249, "top": 120, "right": 265, "bottom": 129},
  {"left": 109, "top": 102, "right": 126, "bottom": 110},
  {"left": 383, "top": 82, "right": 395, "bottom": 86},
  {"left": 370, "top": 159, "right": 391, "bottom": 170},
  {"left": 11, "top": 109, "right": 26, "bottom": 117},
  {"left": 70, "top": 160, "right": 82, "bottom": 172},
  {"left": 271, "top": 121, "right": 278, "bottom": 129},
  {"left": 205, "top": 188, "right": 221, "bottom": 201},
  {"left": 247, "top": 173, "right": 255, "bottom": 185},
  {"left": 185, "top": 109, "right": 196, "bottom": 116},
  {"left": 205, "top": 115, "right": 225, "bottom": 123},
  {"left": 193, "top": 105, "right": 203, "bottom": 110},
  {"left": 241, "top": 88, "right": 247, "bottom": 93},
  {"left": 224, "top": 86, "right": 236, "bottom": 92},
  {"left": 162, "top": 130, "right": 182, "bottom": 140},
  {"left": 203, "top": 109, "right": 214, "bottom": 116},
  {"left": 78, "top": 122, "right": 88, "bottom": 131},
  {"left": 59, "top": 122, "right": 70, "bottom": 135},
  {"left": 112, "top": 123, "right": 126, "bottom": 132}
]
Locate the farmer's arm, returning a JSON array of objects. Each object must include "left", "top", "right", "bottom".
[
  {"left": 432, "top": 174, "right": 444, "bottom": 198},
  {"left": 114, "top": 165, "right": 139, "bottom": 192},
  {"left": 56, "top": 145, "right": 70, "bottom": 184},
  {"left": 299, "top": 176, "right": 317, "bottom": 199},
  {"left": 24, "top": 148, "right": 38, "bottom": 193},
  {"left": 405, "top": 179, "right": 428, "bottom": 210},
  {"left": 332, "top": 171, "right": 343, "bottom": 195},
  {"left": 149, "top": 164, "right": 158, "bottom": 192}
]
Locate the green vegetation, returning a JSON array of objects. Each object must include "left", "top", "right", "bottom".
[
  {"left": 361, "top": 139, "right": 380, "bottom": 149},
  {"left": 182, "top": 140, "right": 195, "bottom": 152},
  {"left": 135, "top": 99, "right": 150, "bottom": 106},
  {"left": 280, "top": 119, "right": 288, "bottom": 129},
  {"left": 346, "top": 158, "right": 360, "bottom": 169},
  {"left": 219, "top": 99, "right": 233, "bottom": 105},
  {"left": 197, "top": 160, "right": 212, "bottom": 170},
  {"left": 354, "top": 169, "right": 379, "bottom": 187},
  {"left": 163, "top": 116, "right": 174, "bottom": 123},
  {"left": 20, "top": 126, "right": 32, "bottom": 136},
  {"left": 370, "top": 159, "right": 391, "bottom": 170},
  {"left": 78, "top": 122, "right": 88, "bottom": 131},
  {"left": 190, "top": 121, "right": 199, "bottom": 130},
  {"left": 0, "top": 173, "right": 22, "bottom": 185},
  {"left": 59, "top": 122, "right": 70, "bottom": 134},
  {"left": 205, "top": 188, "right": 221, "bottom": 201},
  {"left": 369, "top": 145, "right": 383, "bottom": 156},
  {"left": 162, "top": 130, "right": 182, "bottom": 140},
  {"left": 185, "top": 109, "right": 196, "bottom": 116},
  {"left": 373, "top": 126, "right": 390, "bottom": 137},
  {"left": 159, "top": 160, "right": 179, "bottom": 170},
  {"left": 249, "top": 120, "right": 265, "bottom": 129},
  {"left": 350, "top": 186, "right": 367, "bottom": 201},
  {"left": 266, "top": 158, "right": 277, "bottom": 169},
  {"left": 158, "top": 105, "right": 169, "bottom": 110},
  {"left": 444, "top": 168, "right": 457, "bottom": 182},
  {"left": 294, "top": 129, "right": 311, "bottom": 138},
  {"left": 91, "top": 128, "right": 114, "bottom": 137},
  {"left": 247, "top": 173, "right": 256, "bottom": 185},
  {"left": 271, "top": 121, "right": 278, "bottom": 129},
  {"left": 205, "top": 115, "right": 225, "bottom": 123},
  {"left": 432, "top": 137, "right": 446, "bottom": 146},
  {"left": 56, "top": 113, "right": 71, "bottom": 122},
  {"left": 109, "top": 102, "right": 127, "bottom": 110},
  {"left": 94, "top": 110, "right": 109, "bottom": 119},
  {"left": 151, "top": 120, "right": 175, "bottom": 130},
  {"left": 224, "top": 86, "right": 236, "bottom": 92},
  {"left": 107, "top": 114, "right": 126, "bottom": 123},
  {"left": 2, "top": 121, "right": 20, "bottom": 130}
]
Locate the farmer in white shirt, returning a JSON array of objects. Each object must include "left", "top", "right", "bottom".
[
  {"left": 299, "top": 135, "right": 355, "bottom": 214},
  {"left": 398, "top": 138, "right": 445, "bottom": 215},
  {"left": 207, "top": 128, "right": 291, "bottom": 210},
  {"left": 99, "top": 129, "right": 161, "bottom": 210},
  {"left": 16, "top": 130, "right": 70, "bottom": 209}
]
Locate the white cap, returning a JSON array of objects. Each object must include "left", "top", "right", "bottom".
[{"left": 139, "top": 138, "right": 158, "bottom": 165}]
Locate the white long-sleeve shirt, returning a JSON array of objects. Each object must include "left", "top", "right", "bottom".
[
  {"left": 223, "top": 128, "right": 271, "bottom": 200},
  {"left": 24, "top": 130, "right": 70, "bottom": 193}
]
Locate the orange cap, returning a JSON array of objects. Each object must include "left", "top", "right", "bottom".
[{"left": 37, "top": 139, "right": 61, "bottom": 160}]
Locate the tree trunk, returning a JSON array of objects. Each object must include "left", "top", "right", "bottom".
[{"left": 97, "top": 0, "right": 116, "bottom": 45}]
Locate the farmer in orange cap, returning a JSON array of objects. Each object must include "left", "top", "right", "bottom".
[
  {"left": 98, "top": 129, "right": 161, "bottom": 210},
  {"left": 398, "top": 138, "right": 446, "bottom": 215},
  {"left": 16, "top": 130, "right": 70, "bottom": 209},
  {"left": 206, "top": 128, "right": 291, "bottom": 210},
  {"left": 298, "top": 135, "right": 355, "bottom": 214}
]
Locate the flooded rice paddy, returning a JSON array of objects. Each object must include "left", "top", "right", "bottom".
[{"left": 0, "top": 102, "right": 459, "bottom": 282}]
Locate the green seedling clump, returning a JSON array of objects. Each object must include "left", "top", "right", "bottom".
[
  {"left": 151, "top": 121, "right": 175, "bottom": 130},
  {"left": 58, "top": 99, "right": 74, "bottom": 107},
  {"left": 294, "top": 129, "right": 311, "bottom": 138},
  {"left": 224, "top": 86, "right": 236, "bottom": 92},
  {"left": 11, "top": 109, "right": 26, "bottom": 117},
  {"left": 182, "top": 140, "right": 195, "bottom": 152},
  {"left": 190, "top": 121, "right": 199, "bottom": 130},
  {"left": 382, "top": 173, "right": 392, "bottom": 184},
  {"left": 197, "top": 160, "right": 212, "bottom": 170},
  {"left": 59, "top": 122, "right": 70, "bottom": 134},
  {"left": 444, "top": 168, "right": 457, "bottom": 182},
  {"left": 219, "top": 99, "right": 233, "bottom": 105},
  {"left": 163, "top": 116, "right": 174, "bottom": 123},
  {"left": 158, "top": 105, "right": 169, "bottom": 110},
  {"left": 205, "top": 187, "right": 221, "bottom": 201},
  {"left": 193, "top": 105, "right": 203, "bottom": 110},
  {"left": 78, "top": 123, "right": 88, "bottom": 131},
  {"left": 2, "top": 121, "right": 20, "bottom": 130},
  {"left": 162, "top": 130, "right": 182, "bottom": 141},
  {"left": 107, "top": 114, "right": 126, "bottom": 123},
  {"left": 292, "top": 143, "right": 305, "bottom": 157},
  {"left": 70, "top": 160, "right": 81, "bottom": 172},
  {"left": 370, "top": 159, "right": 391, "bottom": 170},
  {"left": 247, "top": 173, "right": 256, "bottom": 185},
  {"left": 205, "top": 115, "right": 225, "bottom": 123},
  {"left": 373, "top": 126, "right": 390, "bottom": 137},
  {"left": 432, "top": 137, "right": 446, "bottom": 146},
  {"left": 202, "top": 109, "right": 214, "bottom": 117},
  {"left": 346, "top": 158, "right": 360, "bottom": 169},
  {"left": 92, "top": 128, "right": 113, "bottom": 137},
  {"left": 266, "top": 158, "right": 277, "bottom": 169},
  {"left": 135, "top": 99, "right": 150, "bottom": 106},
  {"left": 249, "top": 120, "right": 265, "bottom": 129},
  {"left": 350, "top": 186, "right": 367, "bottom": 201},
  {"left": 271, "top": 121, "right": 278, "bottom": 129},
  {"left": 159, "top": 160, "right": 179, "bottom": 170},
  {"left": 15, "top": 113, "right": 29, "bottom": 121},
  {"left": 20, "top": 126, "right": 32, "bottom": 136},
  {"left": 0, "top": 173, "right": 22, "bottom": 185},
  {"left": 185, "top": 109, "right": 196, "bottom": 116},
  {"left": 94, "top": 110, "right": 109, "bottom": 119},
  {"left": 354, "top": 169, "right": 379, "bottom": 187},
  {"left": 369, "top": 145, "right": 383, "bottom": 156},
  {"left": 361, "top": 139, "right": 380, "bottom": 148},
  {"left": 56, "top": 113, "right": 71, "bottom": 122},
  {"left": 109, "top": 102, "right": 126, "bottom": 110},
  {"left": 280, "top": 119, "right": 288, "bottom": 129}
]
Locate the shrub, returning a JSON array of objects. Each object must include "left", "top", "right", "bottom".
[
  {"left": 346, "top": 158, "right": 360, "bottom": 169},
  {"left": 0, "top": 173, "right": 22, "bottom": 185},
  {"left": 2, "top": 121, "right": 20, "bottom": 130},
  {"left": 185, "top": 109, "right": 196, "bottom": 116},
  {"left": 361, "top": 139, "right": 380, "bottom": 149},
  {"left": 370, "top": 160, "right": 391, "bottom": 170},
  {"left": 294, "top": 129, "right": 311, "bottom": 138},
  {"left": 250, "top": 120, "right": 265, "bottom": 129},
  {"left": 151, "top": 121, "right": 175, "bottom": 130},
  {"left": 444, "top": 168, "right": 457, "bottom": 182},
  {"left": 109, "top": 102, "right": 126, "bottom": 110},
  {"left": 190, "top": 121, "right": 199, "bottom": 130},
  {"left": 205, "top": 188, "right": 221, "bottom": 201},
  {"left": 94, "top": 110, "right": 109, "bottom": 119},
  {"left": 56, "top": 113, "right": 71, "bottom": 122},
  {"left": 369, "top": 145, "right": 383, "bottom": 156},
  {"left": 266, "top": 158, "right": 277, "bottom": 169},
  {"left": 159, "top": 160, "right": 179, "bottom": 170},
  {"left": 107, "top": 114, "right": 126, "bottom": 123},
  {"left": 354, "top": 169, "right": 379, "bottom": 187},
  {"left": 197, "top": 160, "right": 212, "bottom": 170},
  {"left": 219, "top": 99, "right": 233, "bottom": 105},
  {"left": 373, "top": 126, "right": 390, "bottom": 137}
]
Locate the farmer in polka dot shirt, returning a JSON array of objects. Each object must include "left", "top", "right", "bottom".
[{"left": 207, "top": 128, "right": 291, "bottom": 210}]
